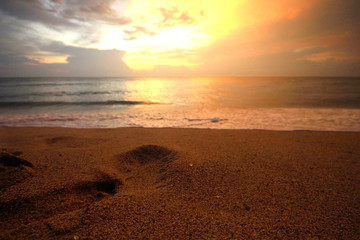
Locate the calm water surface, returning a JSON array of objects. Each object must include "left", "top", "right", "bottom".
[{"left": 0, "top": 77, "right": 359, "bottom": 131}]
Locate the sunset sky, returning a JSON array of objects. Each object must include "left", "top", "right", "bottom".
[{"left": 0, "top": 0, "right": 359, "bottom": 77}]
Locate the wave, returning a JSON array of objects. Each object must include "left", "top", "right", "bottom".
[
  {"left": 185, "top": 118, "right": 226, "bottom": 123},
  {"left": 0, "top": 90, "right": 126, "bottom": 99},
  {"left": 0, "top": 100, "right": 159, "bottom": 107},
  {"left": 0, "top": 108, "right": 360, "bottom": 131},
  {"left": 0, "top": 82, "right": 90, "bottom": 87}
]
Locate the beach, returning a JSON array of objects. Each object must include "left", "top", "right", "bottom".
[
  {"left": 0, "top": 127, "right": 359, "bottom": 239},
  {"left": 1, "top": 0, "right": 360, "bottom": 238}
]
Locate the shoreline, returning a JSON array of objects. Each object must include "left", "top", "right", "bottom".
[
  {"left": 1, "top": 127, "right": 359, "bottom": 239},
  {"left": 2, "top": 125, "right": 360, "bottom": 133}
]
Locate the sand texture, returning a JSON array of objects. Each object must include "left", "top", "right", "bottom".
[{"left": 0, "top": 127, "right": 359, "bottom": 239}]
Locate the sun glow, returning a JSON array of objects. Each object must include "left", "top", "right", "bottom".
[
  {"left": 95, "top": 0, "right": 319, "bottom": 72},
  {"left": 97, "top": 0, "right": 241, "bottom": 70}
]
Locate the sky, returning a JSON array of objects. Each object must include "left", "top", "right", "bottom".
[{"left": 0, "top": 0, "right": 359, "bottom": 77}]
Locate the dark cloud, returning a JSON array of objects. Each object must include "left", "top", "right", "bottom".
[
  {"left": 0, "top": 42, "right": 132, "bottom": 77},
  {"left": 265, "top": 0, "right": 360, "bottom": 45},
  {"left": 300, "top": 0, "right": 360, "bottom": 36},
  {"left": 0, "top": 0, "right": 132, "bottom": 77},
  {"left": 274, "top": 0, "right": 360, "bottom": 67},
  {"left": 0, "top": 16, "right": 43, "bottom": 66},
  {"left": 0, "top": 0, "right": 132, "bottom": 76},
  {"left": 0, "top": 53, "right": 37, "bottom": 65},
  {"left": 51, "top": 42, "right": 132, "bottom": 76},
  {"left": 0, "top": 0, "right": 75, "bottom": 27},
  {"left": 60, "top": 0, "right": 130, "bottom": 25},
  {"left": 197, "top": 0, "right": 360, "bottom": 76},
  {"left": 0, "top": 0, "right": 130, "bottom": 27}
]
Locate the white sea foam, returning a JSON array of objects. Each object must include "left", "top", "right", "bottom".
[{"left": 1, "top": 108, "right": 359, "bottom": 131}]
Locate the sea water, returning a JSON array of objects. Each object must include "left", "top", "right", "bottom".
[{"left": 0, "top": 77, "right": 359, "bottom": 131}]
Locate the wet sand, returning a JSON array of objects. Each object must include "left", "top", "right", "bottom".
[{"left": 0, "top": 127, "right": 359, "bottom": 239}]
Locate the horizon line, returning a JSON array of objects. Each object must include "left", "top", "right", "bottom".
[{"left": 1, "top": 75, "right": 360, "bottom": 78}]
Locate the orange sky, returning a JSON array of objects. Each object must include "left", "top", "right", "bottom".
[{"left": 0, "top": 0, "right": 359, "bottom": 76}]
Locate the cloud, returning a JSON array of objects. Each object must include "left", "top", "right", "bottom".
[
  {"left": 0, "top": 0, "right": 133, "bottom": 74},
  {"left": 0, "top": 0, "right": 359, "bottom": 77},
  {"left": 299, "top": 51, "right": 360, "bottom": 64},
  {"left": 0, "top": 53, "right": 37, "bottom": 65},
  {"left": 0, "top": 42, "right": 132, "bottom": 77},
  {"left": 59, "top": 0, "right": 130, "bottom": 26},
  {"left": 53, "top": 43, "right": 132, "bottom": 76},
  {"left": 0, "top": 1, "right": 133, "bottom": 77},
  {"left": 158, "top": 7, "right": 195, "bottom": 27},
  {"left": 195, "top": 0, "right": 360, "bottom": 76},
  {"left": 0, "top": 0, "right": 130, "bottom": 28},
  {"left": 123, "top": 25, "right": 156, "bottom": 41},
  {"left": 0, "top": 0, "right": 75, "bottom": 27},
  {"left": 0, "top": 15, "right": 44, "bottom": 65}
]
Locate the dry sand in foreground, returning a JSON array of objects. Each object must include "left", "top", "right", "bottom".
[{"left": 0, "top": 127, "right": 359, "bottom": 239}]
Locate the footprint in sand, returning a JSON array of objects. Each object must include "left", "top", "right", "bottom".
[
  {"left": 0, "top": 151, "right": 34, "bottom": 190},
  {"left": 0, "top": 173, "right": 122, "bottom": 236},
  {"left": 1, "top": 145, "right": 177, "bottom": 237},
  {"left": 116, "top": 145, "right": 178, "bottom": 193}
]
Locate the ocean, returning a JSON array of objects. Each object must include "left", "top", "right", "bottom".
[{"left": 0, "top": 77, "right": 359, "bottom": 131}]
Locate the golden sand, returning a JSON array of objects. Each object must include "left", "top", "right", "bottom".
[{"left": 0, "top": 127, "right": 359, "bottom": 239}]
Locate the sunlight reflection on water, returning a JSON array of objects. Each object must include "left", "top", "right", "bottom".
[{"left": 0, "top": 77, "right": 359, "bottom": 131}]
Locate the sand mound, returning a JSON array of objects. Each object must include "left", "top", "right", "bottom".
[
  {"left": 0, "top": 151, "right": 34, "bottom": 190},
  {"left": 47, "top": 136, "right": 74, "bottom": 144},
  {"left": 117, "top": 145, "right": 178, "bottom": 193},
  {"left": 123, "top": 145, "right": 176, "bottom": 165},
  {"left": 0, "top": 151, "right": 33, "bottom": 168}
]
